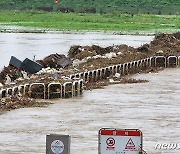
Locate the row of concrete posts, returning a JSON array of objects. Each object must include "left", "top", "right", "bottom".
[{"left": 0, "top": 55, "right": 179, "bottom": 99}]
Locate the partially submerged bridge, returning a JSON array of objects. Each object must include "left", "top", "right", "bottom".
[{"left": 0, "top": 55, "right": 179, "bottom": 99}]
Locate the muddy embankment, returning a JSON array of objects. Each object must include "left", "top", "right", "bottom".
[{"left": 0, "top": 32, "right": 180, "bottom": 111}]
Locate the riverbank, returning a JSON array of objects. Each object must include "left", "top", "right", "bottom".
[{"left": 0, "top": 11, "right": 179, "bottom": 34}]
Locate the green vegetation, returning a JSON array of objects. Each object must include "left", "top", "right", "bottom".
[
  {"left": 0, "top": 11, "right": 179, "bottom": 33},
  {"left": 0, "top": 0, "right": 179, "bottom": 15}
]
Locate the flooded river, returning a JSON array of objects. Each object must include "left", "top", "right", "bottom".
[
  {"left": 0, "top": 33, "right": 179, "bottom": 154},
  {"left": 0, "top": 32, "right": 153, "bottom": 70},
  {"left": 0, "top": 68, "right": 179, "bottom": 154}
]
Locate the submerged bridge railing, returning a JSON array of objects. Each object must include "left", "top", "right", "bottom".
[{"left": 0, "top": 56, "right": 179, "bottom": 99}]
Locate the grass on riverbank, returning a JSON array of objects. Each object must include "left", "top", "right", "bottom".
[{"left": 0, "top": 11, "right": 179, "bottom": 33}]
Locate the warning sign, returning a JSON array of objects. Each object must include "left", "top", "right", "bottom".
[
  {"left": 99, "top": 128, "right": 142, "bottom": 154},
  {"left": 124, "top": 138, "right": 136, "bottom": 151}
]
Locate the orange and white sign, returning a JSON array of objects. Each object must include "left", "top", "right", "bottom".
[{"left": 99, "top": 128, "right": 142, "bottom": 154}]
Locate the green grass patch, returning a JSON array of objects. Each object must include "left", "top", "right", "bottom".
[{"left": 0, "top": 11, "right": 179, "bottom": 33}]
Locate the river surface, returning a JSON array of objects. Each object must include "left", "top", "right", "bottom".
[
  {"left": 0, "top": 68, "right": 179, "bottom": 154},
  {"left": 0, "top": 32, "right": 153, "bottom": 70}
]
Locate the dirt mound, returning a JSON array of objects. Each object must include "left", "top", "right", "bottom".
[
  {"left": 74, "top": 48, "right": 97, "bottom": 60},
  {"left": 68, "top": 45, "right": 108, "bottom": 60},
  {"left": 68, "top": 44, "right": 131, "bottom": 60},
  {"left": 116, "top": 44, "right": 135, "bottom": 53},
  {"left": 137, "top": 44, "right": 150, "bottom": 53},
  {"left": 92, "top": 45, "right": 111, "bottom": 55},
  {"left": 68, "top": 45, "right": 82, "bottom": 59},
  {"left": 69, "top": 32, "right": 180, "bottom": 72},
  {"left": 151, "top": 33, "right": 178, "bottom": 46},
  {"left": 137, "top": 32, "right": 180, "bottom": 57}
]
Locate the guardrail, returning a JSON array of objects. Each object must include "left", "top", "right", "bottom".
[
  {"left": 0, "top": 56, "right": 179, "bottom": 99},
  {"left": 0, "top": 79, "right": 83, "bottom": 99}
]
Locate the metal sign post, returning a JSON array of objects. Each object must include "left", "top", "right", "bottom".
[
  {"left": 46, "top": 134, "right": 70, "bottom": 154},
  {"left": 99, "top": 128, "right": 143, "bottom": 154}
]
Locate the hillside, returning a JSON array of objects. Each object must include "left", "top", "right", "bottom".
[{"left": 0, "top": 0, "right": 179, "bottom": 14}]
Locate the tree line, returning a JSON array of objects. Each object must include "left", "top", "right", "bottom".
[{"left": 0, "top": 0, "right": 179, "bottom": 15}]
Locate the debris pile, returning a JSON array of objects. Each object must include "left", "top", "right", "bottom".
[
  {"left": 37, "top": 53, "right": 71, "bottom": 68},
  {"left": 138, "top": 32, "right": 180, "bottom": 56},
  {"left": 0, "top": 96, "right": 49, "bottom": 112},
  {"left": 68, "top": 44, "right": 136, "bottom": 61},
  {"left": 0, "top": 32, "right": 179, "bottom": 86},
  {"left": 84, "top": 76, "right": 149, "bottom": 90},
  {"left": 0, "top": 65, "right": 20, "bottom": 84},
  {"left": 67, "top": 32, "right": 180, "bottom": 72},
  {"left": 0, "top": 32, "right": 180, "bottom": 112},
  {"left": 68, "top": 44, "right": 145, "bottom": 72},
  {"left": 0, "top": 54, "right": 71, "bottom": 85}
]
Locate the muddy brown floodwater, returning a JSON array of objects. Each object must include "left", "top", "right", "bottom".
[
  {"left": 0, "top": 32, "right": 153, "bottom": 70},
  {"left": 0, "top": 68, "right": 179, "bottom": 154},
  {"left": 0, "top": 32, "right": 179, "bottom": 154}
]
